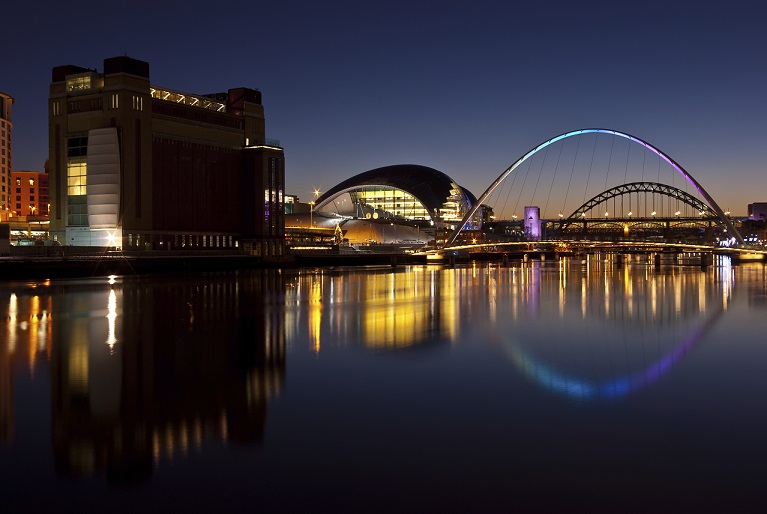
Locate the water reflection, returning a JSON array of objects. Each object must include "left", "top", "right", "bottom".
[
  {"left": 481, "top": 259, "right": 735, "bottom": 401},
  {"left": 1, "top": 272, "right": 286, "bottom": 484},
  {"left": 285, "top": 267, "right": 459, "bottom": 351},
  {"left": 0, "top": 261, "right": 766, "bottom": 501}
]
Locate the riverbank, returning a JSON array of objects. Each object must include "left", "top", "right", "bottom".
[{"left": 0, "top": 251, "right": 429, "bottom": 280}]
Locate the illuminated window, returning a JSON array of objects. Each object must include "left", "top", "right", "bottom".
[
  {"left": 67, "top": 159, "right": 87, "bottom": 196},
  {"left": 29, "top": 178, "right": 34, "bottom": 186},
  {"left": 67, "top": 136, "right": 88, "bottom": 226},
  {"left": 66, "top": 75, "right": 92, "bottom": 92}
]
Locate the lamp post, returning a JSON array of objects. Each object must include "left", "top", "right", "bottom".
[{"left": 309, "top": 201, "right": 315, "bottom": 229}]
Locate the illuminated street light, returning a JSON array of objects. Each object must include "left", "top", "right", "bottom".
[
  {"left": 628, "top": 211, "right": 632, "bottom": 217},
  {"left": 309, "top": 201, "right": 315, "bottom": 228},
  {"left": 675, "top": 211, "right": 680, "bottom": 217},
  {"left": 651, "top": 211, "right": 656, "bottom": 217},
  {"left": 604, "top": 212, "right": 609, "bottom": 218}
]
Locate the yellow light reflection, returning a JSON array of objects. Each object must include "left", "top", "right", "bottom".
[
  {"left": 8, "top": 293, "right": 17, "bottom": 354},
  {"left": 309, "top": 281, "right": 322, "bottom": 353},
  {"left": 106, "top": 289, "right": 117, "bottom": 352}
]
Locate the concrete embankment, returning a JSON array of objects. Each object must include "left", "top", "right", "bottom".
[{"left": 0, "top": 251, "right": 428, "bottom": 280}]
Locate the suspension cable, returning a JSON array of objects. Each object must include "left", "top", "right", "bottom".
[
  {"left": 544, "top": 136, "right": 567, "bottom": 218},
  {"left": 527, "top": 145, "right": 550, "bottom": 216},
  {"left": 513, "top": 146, "right": 539, "bottom": 218},
  {"left": 582, "top": 133, "right": 598, "bottom": 207},
  {"left": 558, "top": 133, "right": 581, "bottom": 217},
  {"left": 604, "top": 136, "right": 615, "bottom": 192}
]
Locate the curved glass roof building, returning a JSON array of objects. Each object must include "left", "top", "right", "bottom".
[{"left": 313, "top": 164, "right": 476, "bottom": 226}]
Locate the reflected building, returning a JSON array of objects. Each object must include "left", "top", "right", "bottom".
[
  {"left": 285, "top": 267, "right": 459, "bottom": 352},
  {"left": 0, "top": 286, "right": 53, "bottom": 443},
  {"left": 48, "top": 272, "right": 285, "bottom": 483}
]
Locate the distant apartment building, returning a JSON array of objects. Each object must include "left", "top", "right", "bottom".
[
  {"left": 11, "top": 170, "right": 49, "bottom": 217},
  {"left": 0, "top": 92, "right": 13, "bottom": 222},
  {"left": 48, "top": 56, "right": 285, "bottom": 256}
]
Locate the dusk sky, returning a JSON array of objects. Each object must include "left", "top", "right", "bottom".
[{"left": 5, "top": 0, "right": 766, "bottom": 214}]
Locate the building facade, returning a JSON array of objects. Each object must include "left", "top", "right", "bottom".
[
  {"left": 10, "top": 171, "right": 49, "bottom": 218},
  {"left": 313, "top": 165, "right": 476, "bottom": 227},
  {"left": 48, "top": 56, "right": 285, "bottom": 256},
  {"left": 0, "top": 92, "right": 13, "bottom": 221}
]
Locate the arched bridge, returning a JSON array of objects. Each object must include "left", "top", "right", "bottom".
[
  {"left": 556, "top": 181, "right": 720, "bottom": 235},
  {"left": 447, "top": 128, "right": 743, "bottom": 246}
]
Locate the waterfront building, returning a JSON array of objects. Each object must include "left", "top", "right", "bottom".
[
  {"left": 0, "top": 92, "right": 14, "bottom": 221},
  {"left": 48, "top": 56, "right": 285, "bottom": 256},
  {"left": 314, "top": 164, "right": 476, "bottom": 227},
  {"left": 10, "top": 170, "right": 49, "bottom": 218}
]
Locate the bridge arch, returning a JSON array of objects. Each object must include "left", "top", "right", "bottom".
[
  {"left": 559, "top": 181, "right": 717, "bottom": 230},
  {"left": 446, "top": 129, "right": 743, "bottom": 245}
]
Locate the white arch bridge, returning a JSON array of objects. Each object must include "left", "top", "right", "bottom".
[{"left": 446, "top": 128, "right": 744, "bottom": 247}]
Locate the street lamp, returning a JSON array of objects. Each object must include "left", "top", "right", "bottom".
[{"left": 309, "top": 201, "right": 315, "bottom": 228}]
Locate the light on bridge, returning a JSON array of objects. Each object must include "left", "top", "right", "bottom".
[
  {"left": 604, "top": 212, "right": 609, "bottom": 218},
  {"left": 628, "top": 211, "right": 632, "bottom": 217},
  {"left": 651, "top": 211, "right": 656, "bottom": 217},
  {"left": 675, "top": 211, "right": 681, "bottom": 217}
]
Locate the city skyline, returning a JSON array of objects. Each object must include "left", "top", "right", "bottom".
[{"left": 5, "top": 0, "right": 766, "bottom": 215}]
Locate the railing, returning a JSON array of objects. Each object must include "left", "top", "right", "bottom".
[{"left": 150, "top": 87, "right": 226, "bottom": 113}]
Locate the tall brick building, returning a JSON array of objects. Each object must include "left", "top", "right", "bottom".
[{"left": 0, "top": 92, "right": 14, "bottom": 221}]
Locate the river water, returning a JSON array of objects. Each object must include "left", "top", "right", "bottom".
[{"left": 1, "top": 259, "right": 766, "bottom": 512}]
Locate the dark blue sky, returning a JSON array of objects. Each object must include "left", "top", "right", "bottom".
[{"left": 5, "top": 0, "right": 766, "bottom": 213}]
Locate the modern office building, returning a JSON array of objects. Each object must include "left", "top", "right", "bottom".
[
  {"left": 0, "top": 92, "right": 13, "bottom": 222},
  {"left": 48, "top": 56, "right": 285, "bottom": 256},
  {"left": 11, "top": 170, "right": 49, "bottom": 218}
]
